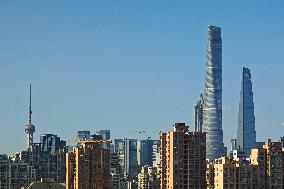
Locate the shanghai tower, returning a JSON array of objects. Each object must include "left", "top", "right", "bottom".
[
  {"left": 237, "top": 67, "right": 256, "bottom": 156},
  {"left": 203, "top": 25, "right": 226, "bottom": 161}
]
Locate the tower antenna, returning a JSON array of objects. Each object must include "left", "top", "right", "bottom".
[{"left": 29, "top": 84, "right": 32, "bottom": 124}]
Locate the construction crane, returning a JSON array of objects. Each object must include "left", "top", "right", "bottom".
[
  {"left": 134, "top": 130, "right": 161, "bottom": 139},
  {"left": 79, "top": 139, "right": 112, "bottom": 148},
  {"left": 80, "top": 139, "right": 112, "bottom": 143}
]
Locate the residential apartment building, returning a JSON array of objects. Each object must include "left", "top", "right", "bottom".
[
  {"left": 0, "top": 154, "right": 36, "bottom": 189},
  {"left": 209, "top": 157, "right": 258, "bottom": 189},
  {"left": 137, "top": 166, "right": 159, "bottom": 189},
  {"left": 207, "top": 139, "right": 284, "bottom": 189},
  {"left": 251, "top": 139, "right": 284, "bottom": 188},
  {"left": 160, "top": 123, "right": 206, "bottom": 189},
  {"left": 66, "top": 141, "right": 111, "bottom": 189}
]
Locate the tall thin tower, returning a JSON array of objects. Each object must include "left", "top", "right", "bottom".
[
  {"left": 25, "top": 84, "right": 35, "bottom": 149},
  {"left": 237, "top": 67, "right": 256, "bottom": 156},
  {"left": 203, "top": 25, "right": 226, "bottom": 161},
  {"left": 194, "top": 93, "right": 204, "bottom": 132}
]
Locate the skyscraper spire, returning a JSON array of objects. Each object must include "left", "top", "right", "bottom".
[
  {"left": 29, "top": 84, "right": 32, "bottom": 124},
  {"left": 25, "top": 84, "right": 35, "bottom": 149}
]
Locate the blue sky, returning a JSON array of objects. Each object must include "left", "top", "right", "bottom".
[{"left": 0, "top": 1, "right": 283, "bottom": 154}]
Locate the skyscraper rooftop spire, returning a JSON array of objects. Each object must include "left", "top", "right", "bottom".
[{"left": 29, "top": 84, "right": 32, "bottom": 124}]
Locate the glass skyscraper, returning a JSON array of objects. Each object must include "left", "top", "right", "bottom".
[
  {"left": 203, "top": 25, "right": 226, "bottom": 161},
  {"left": 96, "top": 130, "right": 111, "bottom": 149},
  {"left": 114, "top": 138, "right": 138, "bottom": 180},
  {"left": 237, "top": 67, "right": 256, "bottom": 156}
]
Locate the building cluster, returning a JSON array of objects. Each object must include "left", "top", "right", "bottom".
[
  {"left": 207, "top": 139, "right": 284, "bottom": 189},
  {"left": 1, "top": 25, "right": 284, "bottom": 189}
]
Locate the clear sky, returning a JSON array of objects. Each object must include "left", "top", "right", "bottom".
[{"left": 0, "top": 1, "right": 283, "bottom": 155}]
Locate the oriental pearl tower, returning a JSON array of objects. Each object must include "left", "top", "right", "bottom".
[{"left": 25, "top": 84, "right": 35, "bottom": 149}]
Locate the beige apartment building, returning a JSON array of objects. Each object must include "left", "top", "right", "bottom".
[
  {"left": 159, "top": 123, "right": 206, "bottom": 189},
  {"left": 251, "top": 139, "right": 284, "bottom": 189},
  {"left": 209, "top": 157, "right": 258, "bottom": 189},
  {"left": 138, "top": 166, "right": 159, "bottom": 189},
  {"left": 66, "top": 141, "right": 111, "bottom": 189},
  {"left": 207, "top": 139, "right": 284, "bottom": 189}
]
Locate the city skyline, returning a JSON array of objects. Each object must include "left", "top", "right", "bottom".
[{"left": 1, "top": 1, "right": 284, "bottom": 155}]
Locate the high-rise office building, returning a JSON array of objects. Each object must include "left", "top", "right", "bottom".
[
  {"left": 237, "top": 67, "right": 256, "bottom": 157},
  {"left": 96, "top": 130, "right": 111, "bottom": 149},
  {"left": 203, "top": 25, "right": 226, "bottom": 160},
  {"left": 194, "top": 93, "right": 204, "bottom": 132},
  {"left": 114, "top": 139, "right": 138, "bottom": 180},
  {"left": 66, "top": 141, "right": 111, "bottom": 189},
  {"left": 137, "top": 139, "right": 160, "bottom": 168},
  {"left": 40, "top": 134, "right": 66, "bottom": 154},
  {"left": 151, "top": 141, "right": 160, "bottom": 168},
  {"left": 160, "top": 123, "right": 206, "bottom": 189},
  {"left": 76, "top": 130, "right": 90, "bottom": 141}
]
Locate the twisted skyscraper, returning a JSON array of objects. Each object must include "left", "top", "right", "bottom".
[
  {"left": 203, "top": 25, "right": 226, "bottom": 161},
  {"left": 237, "top": 67, "right": 256, "bottom": 156}
]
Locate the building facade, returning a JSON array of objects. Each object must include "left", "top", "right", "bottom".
[
  {"left": 251, "top": 139, "right": 284, "bottom": 188},
  {"left": 209, "top": 157, "right": 259, "bottom": 189},
  {"left": 207, "top": 139, "right": 284, "bottom": 189},
  {"left": 66, "top": 141, "right": 111, "bottom": 189},
  {"left": 203, "top": 25, "right": 226, "bottom": 161},
  {"left": 237, "top": 67, "right": 256, "bottom": 156},
  {"left": 114, "top": 139, "right": 139, "bottom": 180},
  {"left": 40, "top": 134, "right": 66, "bottom": 154},
  {"left": 137, "top": 139, "right": 160, "bottom": 168},
  {"left": 110, "top": 152, "right": 123, "bottom": 189},
  {"left": 19, "top": 132, "right": 67, "bottom": 183},
  {"left": 76, "top": 130, "right": 91, "bottom": 141},
  {"left": 0, "top": 154, "right": 36, "bottom": 189},
  {"left": 96, "top": 130, "right": 111, "bottom": 149},
  {"left": 138, "top": 166, "right": 159, "bottom": 189},
  {"left": 160, "top": 123, "right": 206, "bottom": 189}
]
